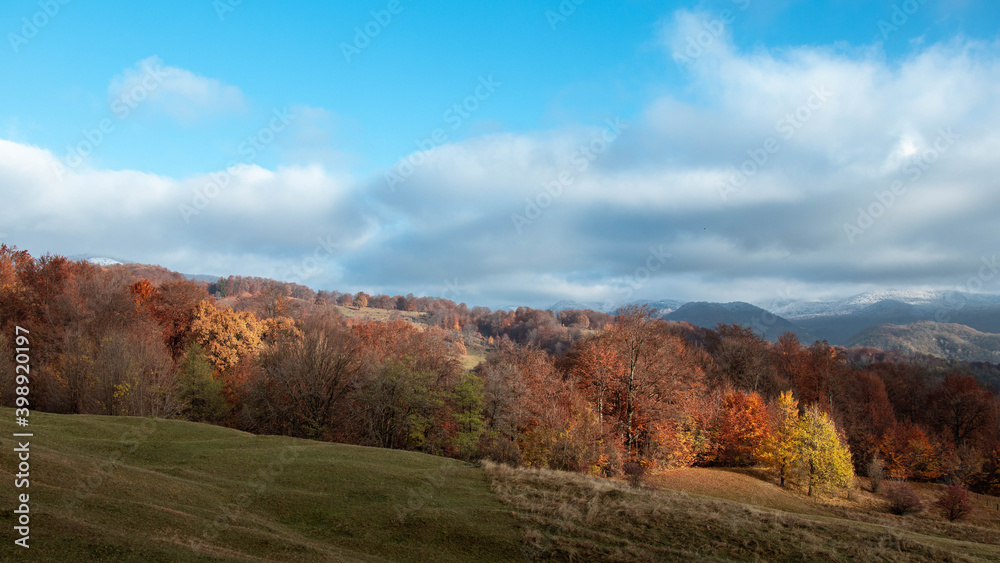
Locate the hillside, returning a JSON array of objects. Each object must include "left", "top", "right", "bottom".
[
  {"left": 0, "top": 408, "right": 522, "bottom": 562},
  {"left": 848, "top": 321, "right": 1000, "bottom": 363},
  {"left": 4, "top": 410, "right": 1000, "bottom": 561}
]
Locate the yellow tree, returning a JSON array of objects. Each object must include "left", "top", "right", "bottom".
[
  {"left": 189, "top": 301, "right": 265, "bottom": 374},
  {"left": 761, "top": 390, "right": 802, "bottom": 487},
  {"left": 798, "top": 404, "right": 854, "bottom": 496}
]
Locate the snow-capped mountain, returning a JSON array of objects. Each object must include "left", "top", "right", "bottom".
[
  {"left": 67, "top": 253, "right": 130, "bottom": 266},
  {"left": 758, "top": 289, "right": 1000, "bottom": 320},
  {"left": 87, "top": 257, "right": 124, "bottom": 266}
]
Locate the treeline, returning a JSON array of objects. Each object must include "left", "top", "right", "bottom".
[
  {"left": 211, "top": 276, "right": 613, "bottom": 354},
  {"left": 2, "top": 246, "right": 998, "bottom": 499}
]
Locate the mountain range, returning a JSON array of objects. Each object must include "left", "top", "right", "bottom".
[{"left": 549, "top": 290, "right": 1000, "bottom": 362}]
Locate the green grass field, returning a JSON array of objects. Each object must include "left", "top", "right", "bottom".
[
  {"left": 0, "top": 408, "right": 522, "bottom": 562},
  {"left": 4, "top": 408, "right": 1000, "bottom": 562}
]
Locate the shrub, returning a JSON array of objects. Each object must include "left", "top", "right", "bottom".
[
  {"left": 479, "top": 434, "right": 523, "bottom": 467},
  {"left": 867, "top": 456, "right": 886, "bottom": 494},
  {"left": 885, "top": 481, "right": 923, "bottom": 516},
  {"left": 623, "top": 461, "right": 646, "bottom": 488},
  {"left": 935, "top": 485, "right": 973, "bottom": 522}
]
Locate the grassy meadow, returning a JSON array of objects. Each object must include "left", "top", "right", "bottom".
[
  {"left": 3, "top": 408, "right": 1000, "bottom": 561},
  {"left": 0, "top": 408, "right": 522, "bottom": 562}
]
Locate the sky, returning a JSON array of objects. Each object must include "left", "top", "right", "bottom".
[{"left": 1, "top": 0, "right": 1000, "bottom": 309}]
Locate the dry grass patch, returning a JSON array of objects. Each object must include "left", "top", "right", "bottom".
[
  {"left": 650, "top": 467, "right": 833, "bottom": 517},
  {"left": 333, "top": 305, "right": 429, "bottom": 324},
  {"left": 483, "top": 461, "right": 999, "bottom": 562}
]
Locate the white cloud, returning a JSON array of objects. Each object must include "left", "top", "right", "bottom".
[
  {"left": 107, "top": 56, "right": 247, "bottom": 123},
  {"left": 0, "top": 139, "right": 371, "bottom": 283},
  {"left": 4, "top": 14, "right": 1000, "bottom": 308}
]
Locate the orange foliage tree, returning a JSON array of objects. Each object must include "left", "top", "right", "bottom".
[{"left": 711, "top": 390, "right": 770, "bottom": 466}]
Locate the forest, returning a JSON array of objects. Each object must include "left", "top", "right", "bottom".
[{"left": 2, "top": 244, "right": 999, "bottom": 504}]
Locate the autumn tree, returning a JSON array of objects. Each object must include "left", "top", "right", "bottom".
[
  {"left": 546, "top": 394, "right": 603, "bottom": 472},
  {"left": 878, "top": 422, "right": 946, "bottom": 481},
  {"left": 711, "top": 390, "right": 770, "bottom": 466},
  {"left": 871, "top": 361, "right": 933, "bottom": 424},
  {"left": 353, "top": 291, "right": 369, "bottom": 309},
  {"left": 798, "top": 404, "right": 854, "bottom": 495},
  {"left": 761, "top": 390, "right": 802, "bottom": 487},
  {"left": 252, "top": 313, "right": 361, "bottom": 439},
  {"left": 614, "top": 305, "right": 676, "bottom": 455},
  {"left": 564, "top": 306, "right": 707, "bottom": 469},
  {"left": 707, "top": 324, "right": 779, "bottom": 396},
  {"left": 354, "top": 361, "right": 444, "bottom": 451},
  {"left": 0, "top": 245, "right": 33, "bottom": 328},
  {"left": 564, "top": 332, "right": 625, "bottom": 430},
  {"left": 478, "top": 338, "right": 573, "bottom": 467},
  {"left": 189, "top": 300, "right": 265, "bottom": 374},
  {"left": 139, "top": 279, "right": 210, "bottom": 359},
  {"left": 831, "top": 368, "right": 896, "bottom": 471},
  {"left": 929, "top": 374, "right": 998, "bottom": 449},
  {"left": 89, "top": 324, "right": 178, "bottom": 417}
]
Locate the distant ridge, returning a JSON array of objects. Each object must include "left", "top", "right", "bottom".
[
  {"left": 662, "top": 301, "right": 805, "bottom": 342},
  {"left": 548, "top": 299, "right": 687, "bottom": 316},
  {"left": 847, "top": 320, "right": 1000, "bottom": 363},
  {"left": 758, "top": 289, "right": 1000, "bottom": 320}
]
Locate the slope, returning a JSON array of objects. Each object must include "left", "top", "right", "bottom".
[{"left": 0, "top": 408, "right": 522, "bottom": 562}]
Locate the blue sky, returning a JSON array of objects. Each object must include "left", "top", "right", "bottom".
[{"left": 2, "top": 0, "right": 1000, "bottom": 308}]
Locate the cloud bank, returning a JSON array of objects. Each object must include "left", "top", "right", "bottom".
[{"left": 4, "top": 12, "right": 1000, "bottom": 308}]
